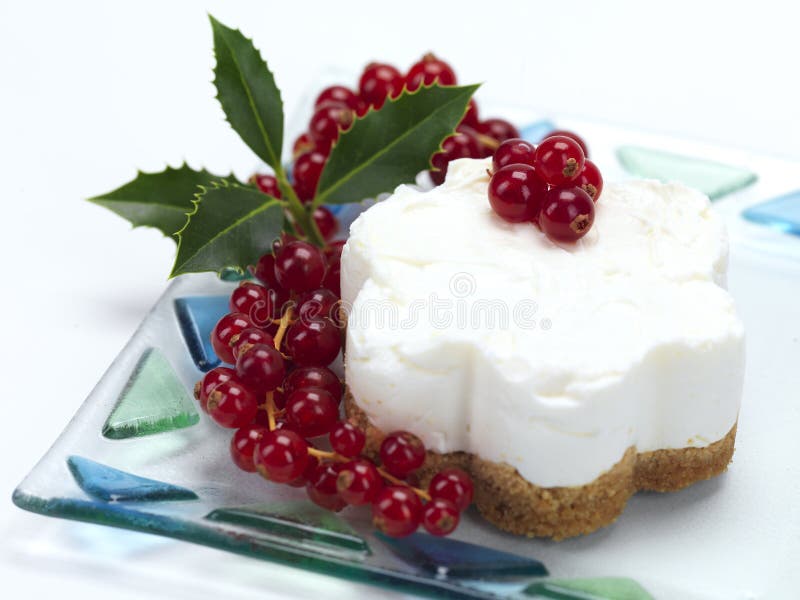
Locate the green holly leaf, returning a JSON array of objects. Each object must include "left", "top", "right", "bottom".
[
  {"left": 88, "top": 164, "right": 236, "bottom": 239},
  {"left": 313, "top": 83, "right": 479, "bottom": 207},
  {"left": 171, "top": 182, "right": 284, "bottom": 277},
  {"left": 210, "top": 15, "right": 283, "bottom": 170}
]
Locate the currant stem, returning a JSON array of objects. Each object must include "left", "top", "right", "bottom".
[
  {"left": 273, "top": 306, "right": 294, "bottom": 351},
  {"left": 275, "top": 173, "right": 326, "bottom": 248},
  {"left": 265, "top": 391, "right": 277, "bottom": 431},
  {"left": 475, "top": 132, "right": 500, "bottom": 151}
]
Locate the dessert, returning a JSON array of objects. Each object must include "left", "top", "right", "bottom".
[{"left": 341, "top": 157, "right": 745, "bottom": 539}]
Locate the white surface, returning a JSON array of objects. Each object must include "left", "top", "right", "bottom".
[
  {"left": 1, "top": 1, "right": 799, "bottom": 598},
  {"left": 343, "top": 159, "right": 743, "bottom": 487}
]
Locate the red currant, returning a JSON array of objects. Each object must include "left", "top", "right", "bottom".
[
  {"left": 229, "top": 282, "right": 272, "bottom": 323},
  {"left": 196, "top": 366, "right": 238, "bottom": 413},
  {"left": 236, "top": 343, "right": 284, "bottom": 393},
  {"left": 380, "top": 431, "right": 426, "bottom": 477},
  {"left": 492, "top": 138, "right": 536, "bottom": 171},
  {"left": 428, "top": 468, "right": 474, "bottom": 512},
  {"left": 461, "top": 98, "right": 479, "bottom": 128},
  {"left": 372, "top": 486, "right": 422, "bottom": 537},
  {"left": 274, "top": 241, "right": 327, "bottom": 293},
  {"left": 488, "top": 164, "right": 548, "bottom": 223},
  {"left": 313, "top": 206, "right": 338, "bottom": 241},
  {"left": 293, "top": 133, "right": 316, "bottom": 159},
  {"left": 575, "top": 159, "right": 603, "bottom": 202},
  {"left": 309, "top": 102, "right": 353, "bottom": 152},
  {"left": 430, "top": 129, "right": 482, "bottom": 185},
  {"left": 230, "top": 424, "right": 268, "bottom": 472},
  {"left": 314, "top": 85, "right": 362, "bottom": 112},
  {"left": 422, "top": 498, "right": 460, "bottom": 536},
  {"left": 533, "top": 135, "right": 585, "bottom": 186},
  {"left": 230, "top": 327, "right": 274, "bottom": 360},
  {"left": 405, "top": 53, "right": 457, "bottom": 91},
  {"left": 206, "top": 379, "right": 258, "bottom": 429},
  {"left": 284, "top": 366, "right": 343, "bottom": 404},
  {"left": 359, "top": 63, "right": 404, "bottom": 110},
  {"left": 285, "top": 388, "right": 339, "bottom": 438},
  {"left": 539, "top": 186, "right": 595, "bottom": 242},
  {"left": 251, "top": 253, "right": 280, "bottom": 289},
  {"left": 287, "top": 451, "right": 319, "bottom": 488},
  {"left": 254, "top": 429, "right": 310, "bottom": 483},
  {"left": 293, "top": 150, "right": 327, "bottom": 202},
  {"left": 251, "top": 174, "right": 282, "bottom": 198},
  {"left": 306, "top": 462, "right": 347, "bottom": 511},
  {"left": 211, "top": 312, "right": 254, "bottom": 365},
  {"left": 321, "top": 252, "right": 341, "bottom": 297},
  {"left": 285, "top": 319, "right": 341, "bottom": 367},
  {"left": 476, "top": 118, "right": 520, "bottom": 144},
  {"left": 329, "top": 421, "right": 366, "bottom": 457},
  {"left": 548, "top": 129, "right": 589, "bottom": 158},
  {"left": 296, "top": 288, "right": 340, "bottom": 323},
  {"left": 337, "top": 459, "right": 383, "bottom": 505}
]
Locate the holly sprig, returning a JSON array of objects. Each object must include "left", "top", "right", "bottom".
[{"left": 89, "top": 15, "right": 477, "bottom": 278}]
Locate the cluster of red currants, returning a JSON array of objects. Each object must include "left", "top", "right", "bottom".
[
  {"left": 487, "top": 132, "right": 604, "bottom": 243},
  {"left": 194, "top": 236, "right": 474, "bottom": 537},
  {"left": 253, "top": 54, "right": 520, "bottom": 206}
]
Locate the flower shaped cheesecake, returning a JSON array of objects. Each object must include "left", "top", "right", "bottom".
[{"left": 341, "top": 157, "right": 744, "bottom": 539}]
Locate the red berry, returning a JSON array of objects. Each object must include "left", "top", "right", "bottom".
[
  {"left": 380, "top": 431, "right": 426, "bottom": 477},
  {"left": 575, "top": 159, "right": 603, "bottom": 202},
  {"left": 488, "top": 164, "right": 548, "bottom": 223},
  {"left": 206, "top": 380, "right": 258, "bottom": 429},
  {"left": 329, "top": 422, "right": 365, "bottom": 457},
  {"left": 230, "top": 327, "right": 274, "bottom": 360},
  {"left": 285, "top": 388, "right": 339, "bottom": 438},
  {"left": 296, "top": 288, "right": 340, "bottom": 323},
  {"left": 274, "top": 241, "right": 327, "bottom": 293},
  {"left": 314, "top": 85, "right": 362, "bottom": 112},
  {"left": 492, "top": 138, "right": 536, "bottom": 171},
  {"left": 428, "top": 468, "right": 474, "bottom": 512},
  {"left": 322, "top": 253, "right": 341, "bottom": 297},
  {"left": 461, "top": 98, "right": 479, "bottom": 128},
  {"left": 293, "top": 150, "right": 327, "bottom": 202},
  {"left": 309, "top": 102, "right": 354, "bottom": 152},
  {"left": 306, "top": 462, "right": 347, "bottom": 511},
  {"left": 313, "top": 206, "right": 338, "bottom": 241},
  {"left": 197, "top": 366, "right": 238, "bottom": 413},
  {"left": 235, "top": 343, "right": 285, "bottom": 393},
  {"left": 230, "top": 424, "right": 268, "bottom": 472},
  {"left": 406, "top": 53, "right": 457, "bottom": 92},
  {"left": 533, "top": 135, "right": 585, "bottom": 186},
  {"left": 211, "top": 313, "right": 254, "bottom": 365},
  {"left": 251, "top": 253, "right": 280, "bottom": 289},
  {"left": 284, "top": 366, "right": 343, "bottom": 404},
  {"left": 372, "top": 486, "right": 422, "bottom": 537},
  {"left": 476, "top": 118, "right": 520, "bottom": 144},
  {"left": 287, "top": 451, "right": 319, "bottom": 488},
  {"left": 337, "top": 459, "right": 383, "bottom": 505},
  {"left": 539, "top": 186, "right": 595, "bottom": 242},
  {"left": 548, "top": 129, "right": 589, "bottom": 158},
  {"left": 285, "top": 319, "right": 341, "bottom": 367},
  {"left": 358, "top": 63, "right": 404, "bottom": 110},
  {"left": 254, "top": 429, "right": 310, "bottom": 483},
  {"left": 430, "top": 129, "right": 482, "bottom": 185},
  {"left": 229, "top": 282, "right": 272, "bottom": 323},
  {"left": 422, "top": 498, "right": 460, "bottom": 536},
  {"left": 293, "top": 133, "right": 316, "bottom": 159},
  {"left": 252, "top": 174, "right": 282, "bottom": 198}
]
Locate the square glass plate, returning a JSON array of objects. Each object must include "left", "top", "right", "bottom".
[{"left": 12, "top": 116, "right": 800, "bottom": 600}]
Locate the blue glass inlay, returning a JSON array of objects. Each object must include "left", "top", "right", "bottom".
[
  {"left": 376, "top": 532, "right": 548, "bottom": 578},
  {"left": 520, "top": 119, "right": 557, "bottom": 144},
  {"left": 174, "top": 296, "right": 229, "bottom": 371},
  {"left": 742, "top": 190, "right": 800, "bottom": 237},
  {"left": 67, "top": 456, "right": 198, "bottom": 502}
]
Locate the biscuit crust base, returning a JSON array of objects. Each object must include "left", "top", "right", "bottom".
[{"left": 345, "top": 391, "right": 736, "bottom": 540}]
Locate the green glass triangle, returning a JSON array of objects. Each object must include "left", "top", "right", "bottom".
[
  {"left": 102, "top": 348, "right": 199, "bottom": 440},
  {"left": 205, "top": 501, "right": 369, "bottom": 555},
  {"left": 523, "top": 577, "right": 654, "bottom": 600},
  {"left": 617, "top": 145, "right": 757, "bottom": 200}
]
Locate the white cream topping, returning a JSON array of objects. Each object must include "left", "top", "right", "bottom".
[{"left": 342, "top": 158, "right": 745, "bottom": 488}]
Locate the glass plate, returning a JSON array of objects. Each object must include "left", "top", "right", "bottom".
[{"left": 12, "top": 115, "right": 800, "bottom": 600}]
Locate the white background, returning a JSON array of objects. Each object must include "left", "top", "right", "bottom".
[{"left": 1, "top": 1, "right": 799, "bottom": 598}]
